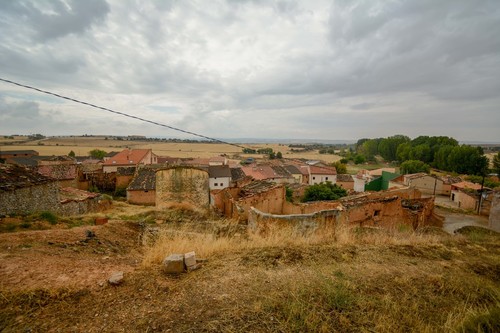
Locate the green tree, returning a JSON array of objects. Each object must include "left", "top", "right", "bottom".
[
  {"left": 378, "top": 135, "right": 410, "bottom": 161},
  {"left": 285, "top": 186, "right": 293, "bottom": 202},
  {"left": 68, "top": 150, "right": 76, "bottom": 158},
  {"left": 332, "top": 161, "right": 347, "bottom": 174},
  {"left": 302, "top": 182, "right": 348, "bottom": 202},
  {"left": 396, "top": 143, "right": 412, "bottom": 162},
  {"left": 434, "top": 145, "right": 454, "bottom": 171},
  {"left": 448, "top": 145, "right": 488, "bottom": 175},
  {"left": 354, "top": 155, "right": 365, "bottom": 165},
  {"left": 276, "top": 151, "right": 283, "bottom": 159},
  {"left": 493, "top": 152, "right": 500, "bottom": 176},
  {"left": 89, "top": 149, "right": 107, "bottom": 159},
  {"left": 400, "top": 160, "right": 431, "bottom": 174},
  {"left": 409, "top": 144, "right": 432, "bottom": 163}
]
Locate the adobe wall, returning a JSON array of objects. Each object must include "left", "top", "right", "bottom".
[
  {"left": 489, "top": 192, "right": 500, "bottom": 232},
  {"left": 0, "top": 183, "right": 60, "bottom": 215},
  {"left": 337, "top": 181, "right": 354, "bottom": 190},
  {"left": 127, "top": 190, "right": 156, "bottom": 206},
  {"left": 156, "top": 167, "right": 209, "bottom": 210},
  {"left": 455, "top": 192, "right": 478, "bottom": 210},
  {"left": 235, "top": 186, "right": 285, "bottom": 220},
  {"left": 116, "top": 175, "right": 134, "bottom": 189},
  {"left": 401, "top": 197, "right": 436, "bottom": 229},
  {"left": 211, "top": 187, "right": 240, "bottom": 216}
]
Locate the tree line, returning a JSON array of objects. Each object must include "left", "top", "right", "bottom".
[{"left": 356, "top": 135, "right": 489, "bottom": 175}]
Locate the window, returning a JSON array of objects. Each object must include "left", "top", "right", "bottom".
[
  {"left": 214, "top": 183, "right": 218, "bottom": 186},
  {"left": 325, "top": 177, "right": 328, "bottom": 180},
  {"left": 373, "top": 210, "right": 381, "bottom": 217},
  {"left": 313, "top": 177, "right": 316, "bottom": 180}
]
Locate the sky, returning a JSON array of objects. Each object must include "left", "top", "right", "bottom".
[{"left": 0, "top": 0, "right": 499, "bottom": 143}]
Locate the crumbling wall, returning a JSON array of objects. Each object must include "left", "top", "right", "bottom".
[
  {"left": 248, "top": 207, "right": 341, "bottom": 234},
  {"left": 235, "top": 186, "right": 285, "bottom": 220},
  {"left": 211, "top": 187, "right": 240, "bottom": 216},
  {"left": 58, "top": 197, "right": 110, "bottom": 216},
  {"left": 339, "top": 196, "right": 404, "bottom": 228},
  {"left": 489, "top": 192, "right": 500, "bottom": 232},
  {"left": 127, "top": 190, "right": 156, "bottom": 206},
  {"left": 0, "top": 183, "right": 60, "bottom": 215},
  {"left": 156, "top": 167, "right": 209, "bottom": 210},
  {"left": 401, "top": 197, "right": 436, "bottom": 229}
]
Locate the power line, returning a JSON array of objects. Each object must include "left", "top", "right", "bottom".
[{"left": 0, "top": 77, "right": 247, "bottom": 150}]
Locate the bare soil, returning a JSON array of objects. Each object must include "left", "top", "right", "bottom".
[{"left": 0, "top": 205, "right": 499, "bottom": 332}]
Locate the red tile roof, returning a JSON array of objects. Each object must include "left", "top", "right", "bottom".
[
  {"left": 309, "top": 165, "right": 337, "bottom": 175},
  {"left": 103, "top": 149, "right": 150, "bottom": 166},
  {"left": 451, "top": 181, "right": 483, "bottom": 191}
]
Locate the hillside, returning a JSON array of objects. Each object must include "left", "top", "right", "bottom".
[{"left": 0, "top": 203, "right": 499, "bottom": 332}]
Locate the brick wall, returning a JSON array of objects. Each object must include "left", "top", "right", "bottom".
[{"left": 127, "top": 190, "right": 156, "bottom": 206}]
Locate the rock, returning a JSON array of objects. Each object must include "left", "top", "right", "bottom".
[
  {"left": 184, "top": 251, "right": 197, "bottom": 268},
  {"left": 186, "top": 263, "right": 201, "bottom": 272},
  {"left": 163, "top": 254, "right": 185, "bottom": 274},
  {"left": 108, "top": 271, "right": 124, "bottom": 285},
  {"left": 95, "top": 217, "right": 108, "bottom": 225}
]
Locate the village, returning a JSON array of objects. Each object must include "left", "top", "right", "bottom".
[
  {"left": 1, "top": 145, "right": 499, "bottom": 231},
  {"left": 1, "top": 141, "right": 500, "bottom": 332}
]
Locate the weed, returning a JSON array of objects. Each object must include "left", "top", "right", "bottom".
[{"left": 39, "top": 211, "right": 58, "bottom": 225}]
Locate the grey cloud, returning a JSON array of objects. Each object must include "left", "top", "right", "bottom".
[{"left": 0, "top": 0, "right": 110, "bottom": 42}]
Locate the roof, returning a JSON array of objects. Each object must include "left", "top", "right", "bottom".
[
  {"left": 0, "top": 164, "right": 55, "bottom": 192},
  {"left": 117, "top": 166, "right": 136, "bottom": 176},
  {"left": 230, "top": 167, "right": 246, "bottom": 181},
  {"left": 271, "top": 165, "right": 292, "bottom": 178},
  {"left": 404, "top": 173, "right": 429, "bottom": 180},
  {"left": 451, "top": 181, "right": 484, "bottom": 191},
  {"left": 309, "top": 165, "right": 337, "bottom": 175},
  {"left": 239, "top": 180, "right": 279, "bottom": 197},
  {"left": 337, "top": 174, "right": 354, "bottom": 182},
  {"left": 0, "top": 150, "right": 38, "bottom": 156},
  {"left": 157, "top": 156, "right": 181, "bottom": 164},
  {"left": 241, "top": 165, "right": 286, "bottom": 180},
  {"left": 6, "top": 157, "right": 39, "bottom": 167},
  {"left": 40, "top": 155, "right": 76, "bottom": 162},
  {"left": 105, "top": 151, "right": 120, "bottom": 157},
  {"left": 103, "top": 149, "right": 150, "bottom": 166},
  {"left": 439, "top": 175, "right": 463, "bottom": 185},
  {"left": 37, "top": 164, "right": 77, "bottom": 180},
  {"left": 127, "top": 168, "right": 156, "bottom": 191},
  {"left": 368, "top": 168, "right": 396, "bottom": 176},
  {"left": 208, "top": 165, "right": 232, "bottom": 178},
  {"left": 284, "top": 165, "right": 301, "bottom": 175}
]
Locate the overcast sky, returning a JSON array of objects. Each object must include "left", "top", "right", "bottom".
[{"left": 1, "top": 0, "right": 499, "bottom": 142}]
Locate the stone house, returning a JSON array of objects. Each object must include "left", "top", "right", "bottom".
[
  {"left": 403, "top": 173, "right": 449, "bottom": 196},
  {"left": 0, "top": 164, "right": 59, "bottom": 215},
  {"left": 209, "top": 165, "right": 232, "bottom": 190},
  {"left": 37, "top": 156, "right": 78, "bottom": 188},
  {"left": 103, "top": 149, "right": 157, "bottom": 173},
  {"left": 309, "top": 165, "right": 337, "bottom": 185},
  {"left": 127, "top": 167, "right": 156, "bottom": 205}
]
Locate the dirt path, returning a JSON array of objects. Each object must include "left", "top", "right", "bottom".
[{"left": 436, "top": 207, "right": 490, "bottom": 234}]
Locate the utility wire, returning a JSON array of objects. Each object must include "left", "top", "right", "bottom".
[{"left": 0, "top": 77, "right": 247, "bottom": 149}]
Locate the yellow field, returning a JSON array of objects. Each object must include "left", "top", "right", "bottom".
[{"left": 0, "top": 137, "right": 342, "bottom": 162}]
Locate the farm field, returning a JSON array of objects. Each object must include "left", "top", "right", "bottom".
[{"left": 0, "top": 136, "right": 343, "bottom": 162}]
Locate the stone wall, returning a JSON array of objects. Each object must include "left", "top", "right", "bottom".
[
  {"left": 0, "top": 183, "right": 60, "bottom": 215},
  {"left": 156, "top": 167, "right": 209, "bottom": 210},
  {"left": 489, "top": 192, "right": 500, "bottom": 232},
  {"left": 58, "top": 196, "right": 110, "bottom": 216}
]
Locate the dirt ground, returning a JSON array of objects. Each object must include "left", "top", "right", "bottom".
[{"left": 0, "top": 204, "right": 499, "bottom": 332}]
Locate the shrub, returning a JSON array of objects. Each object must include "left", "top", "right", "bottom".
[{"left": 39, "top": 211, "right": 58, "bottom": 225}]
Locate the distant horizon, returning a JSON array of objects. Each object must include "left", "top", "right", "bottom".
[{"left": 1, "top": 133, "right": 500, "bottom": 146}]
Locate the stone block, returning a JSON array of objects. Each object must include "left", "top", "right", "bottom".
[
  {"left": 108, "top": 271, "right": 124, "bottom": 285},
  {"left": 163, "top": 254, "right": 185, "bottom": 274},
  {"left": 184, "top": 251, "right": 197, "bottom": 268}
]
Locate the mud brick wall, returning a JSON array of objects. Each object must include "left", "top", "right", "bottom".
[
  {"left": 127, "top": 190, "right": 156, "bottom": 206},
  {"left": 156, "top": 168, "right": 209, "bottom": 210},
  {"left": 0, "top": 183, "right": 60, "bottom": 215}
]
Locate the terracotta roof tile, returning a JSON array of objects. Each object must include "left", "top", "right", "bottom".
[{"left": 103, "top": 149, "right": 151, "bottom": 166}]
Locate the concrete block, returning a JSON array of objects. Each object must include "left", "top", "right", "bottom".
[
  {"left": 184, "top": 251, "right": 197, "bottom": 267},
  {"left": 163, "top": 254, "right": 185, "bottom": 274}
]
